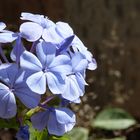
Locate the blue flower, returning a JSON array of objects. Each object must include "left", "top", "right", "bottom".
[
  {"left": 70, "top": 35, "right": 97, "bottom": 70},
  {"left": 0, "top": 22, "right": 17, "bottom": 43},
  {"left": 61, "top": 52, "right": 88, "bottom": 102},
  {"left": 31, "top": 107, "right": 76, "bottom": 136},
  {"left": 0, "top": 12, "right": 97, "bottom": 136},
  {"left": 20, "top": 40, "right": 72, "bottom": 94},
  {"left": 20, "top": 12, "right": 74, "bottom": 45},
  {"left": 16, "top": 125, "right": 29, "bottom": 140},
  {"left": 0, "top": 64, "right": 40, "bottom": 119}
]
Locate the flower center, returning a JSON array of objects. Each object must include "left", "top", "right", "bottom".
[{"left": 10, "top": 88, "right": 15, "bottom": 92}]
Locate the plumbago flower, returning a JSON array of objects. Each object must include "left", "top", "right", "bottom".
[
  {"left": 20, "top": 40, "right": 71, "bottom": 94},
  {"left": 0, "top": 64, "right": 40, "bottom": 118},
  {"left": 20, "top": 12, "right": 73, "bottom": 45},
  {"left": 31, "top": 107, "right": 76, "bottom": 136},
  {"left": 61, "top": 52, "right": 88, "bottom": 102},
  {"left": 0, "top": 12, "right": 97, "bottom": 138}
]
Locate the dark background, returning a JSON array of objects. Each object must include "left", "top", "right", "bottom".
[{"left": 0, "top": 0, "right": 140, "bottom": 139}]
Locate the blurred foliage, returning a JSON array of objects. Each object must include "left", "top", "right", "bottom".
[
  {"left": 65, "top": 107, "right": 137, "bottom": 140},
  {"left": 92, "top": 108, "right": 136, "bottom": 130},
  {"left": 49, "top": 136, "right": 69, "bottom": 140},
  {"left": 67, "top": 127, "right": 89, "bottom": 140},
  {"left": 27, "top": 121, "right": 49, "bottom": 140},
  {"left": 0, "top": 118, "right": 19, "bottom": 129},
  {"left": 94, "top": 137, "right": 126, "bottom": 140}
]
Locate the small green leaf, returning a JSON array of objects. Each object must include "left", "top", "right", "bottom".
[
  {"left": 26, "top": 121, "right": 49, "bottom": 140},
  {"left": 92, "top": 108, "right": 136, "bottom": 130},
  {"left": 49, "top": 135, "right": 70, "bottom": 140},
  {"left": 67, "top": 127, "right": 89, "bottom": 140},
  {"left": 36, "top": 129, "right": 49, "bottom": 140},
  {"left": 26, "top": 106, "right": 41, "bottom": 119}
]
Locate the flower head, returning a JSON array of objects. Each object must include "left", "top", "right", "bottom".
[
  {"left": 0, "top": 12, "right": 97, "bottom": 136},
  {"left": 31, "top": 107, "right": 76, "bottom": 136}
]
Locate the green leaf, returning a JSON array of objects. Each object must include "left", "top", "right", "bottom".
[
  {"left": 95, "top": 137, "right": 126, "bottom": 140},
  {"left": 92, "top": 108, "right": 136, "bottom": 130},
  {"left": 26, "top": 121, "right": 49, "bottom": 140},
  {"left": 67, "top": 127, "right": 89, "bottom": 140},
  {"left": 0, "top": 118, "right": 19, "bottom": 129},
  {"left": 36, "top": 129, "right": 49, "bottom": 140},
  {"left": 49, "top": 135, "right": 70, "bottom": 140}
]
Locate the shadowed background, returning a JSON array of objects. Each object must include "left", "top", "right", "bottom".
[{"left": 0, "top": 0, "right": 140, "bottom": 139}]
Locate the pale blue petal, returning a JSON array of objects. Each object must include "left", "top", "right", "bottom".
[
  {"left": 14, "top": 70, "right": 41, "bottom": 108},
  {"left": 20, "top": 51, "right": 42, "bottom": 72},
  {"left": 42, "top": 27, "right": 62, "bottom": 44},
  {"left": 56, "top": 108, "right": 76, "bottom": 132},
  {"left": 21, "top": 12, "right": 55, "bottom": 28},
  {"left": 21, "top": 12, "right": 45, "bottom": 24},
  {"left": 0, "top": 30, "right": 13, "bottom": 33},
  {"left": 15, "top": 87, "right": 41, "bottom": 108},
  {"left": 87, "top": 58, "right": 97, "bottom": 70},
  {"left": 0, "top": 22, "right": 6, "bottom": 31},
  {"left": 20, "top": 22, "right": 43, "bottom": 42},
  {"left": 75, "top": 73, "right": 87, "bottom": 96},
  {"left": 49, "top": 55, "right": 72, "bottom": 75},
  {"left": 0, "top": 83, "right": 17, "bottom": 119},
  {"left": 46, "top": 72, "right": 65, "bottom": 94},
  {"left": 81, "top": 50, "right": 97, "bottom": 70},
  {"left": 71, "top": 35, "right": 87, "bottom": 52},
  {"left": 48, "top": 108, "right": 75, "bottom": 136},
  {"left": 47, "top": 111, "right": 65, "bottom": 136},
  {"left": 71, "top": 53, "right": 88, "bottom": 72},
  {"left": 75, "top": 59, "right": 88, "bottom": 72},
  {"left": 50, "top": 65, "right": 72, "bottom": 79},
  {"left": 76, "top": 72, "right": 87, "bottom": 85},
  {"left": 36, "top": 41, "right": 56, "bottom": 66},
  {"left": 62, "top": 75, "right": 81, "bottom": 101},
  {"left": 55, "top": 108, "right": 76, "bottom": 124},
  {"left": 56, "top": 22, "right": 73, "bottom": 38},
  {"left": 43, "top": 19, "right": 56, "bottom": 28},
  {"left": 0, "top": 64, "right": 19, "bottom": 86},
  {"left": 0, "top": 64, "right": 12, "bottom": 85},
  {"left": 49, "top": 55, "right": 70, "bottom": 68},
  {"left": 14, "top": 71, "right": 26, "bottom": 85},
  {"left": 0, "top": 32, "right": 17, "bottom": 43},
  {"left": 27, "top": 71, "right": 46, "bottom": 94},
  {"left": 31, "top": 111, "right": 49, "bottom": 131}
]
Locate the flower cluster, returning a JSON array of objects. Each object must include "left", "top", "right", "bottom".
[{"left": 0, "top": 12, "right": 97, "bottom": 136}]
